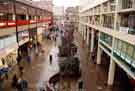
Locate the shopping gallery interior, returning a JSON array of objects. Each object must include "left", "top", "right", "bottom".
[{"left": 0, "top": 0, "right": 135, "bottom": 91}]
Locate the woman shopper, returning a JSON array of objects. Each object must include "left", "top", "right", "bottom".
[{"left": 17, "top": 76, "right": 28, "bottom": 91}]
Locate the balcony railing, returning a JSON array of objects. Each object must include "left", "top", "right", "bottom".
[
  {"left": 100, "top": 33, "right": 112, "bottom": 46},
  {"left": 0, "top": 17, "right": 52, "bottom": 28}
]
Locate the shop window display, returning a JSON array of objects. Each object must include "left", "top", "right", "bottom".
[{"left": 0, "top": 13, "right": 7, "bottom": 22}]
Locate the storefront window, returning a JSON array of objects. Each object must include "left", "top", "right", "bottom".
[
  {"left": 7, "top": 14, "right": 13, "bottom": 21},
  {"left": 17, "top": 15, "right": 26, "bottom": 20},
  {"left": 0, "top": 13, "right": 7, "bottom": 21},
  {"left": 0, "top": 39, "right": 4, "bottom": 49},
  {"left": 0, "top": 34, "right": 16, "bottom": 49}
]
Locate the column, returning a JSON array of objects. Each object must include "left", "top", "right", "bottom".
[
  {"left": 85, "top": 26, "right": 87, "bottom": 41},
  {"left": 83, "top": 26, "right": 86, "bottom": 40},
  {"left": 12, "top": 14, "right": 16, "bottom": 21},
  {"left": 34, "top": 16, "right": 37, "bottom": 20},
  {"left": 107, "top": 59, "right": 116, "bottom": 85},
  {"left": 26, "top": 15, "right": 29, "bottom": 20},
  {"left": 81, "top": 25, "right": 83, "bottom": 37},
  {"left": 133, "top": 0, "right": 135, "bottom": 9},
  {"left": 90, "top": 29, "right": 94, "bottom": 52},
  {"left": 96, "top": 46, "right": 102, "bottom": 64},
  {"left": 86, "top": 27, "right": 89, "bottom": 45}
]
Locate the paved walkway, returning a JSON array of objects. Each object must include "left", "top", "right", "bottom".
[
  {"left": 74, "top": 31, "right": 127, "bottom": 91},
  {"left": 36, "top": 45, "right": 59, "bottom": 90},
  {"left": 2, "top": 39, "right": 59, "bottom": 91},
  {"left": 1, "top": 31, "right": 128, "bottom": 91}
]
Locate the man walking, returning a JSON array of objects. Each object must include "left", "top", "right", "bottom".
[{"left": 49, "top": 54, "right": 53, "bottom": 64}]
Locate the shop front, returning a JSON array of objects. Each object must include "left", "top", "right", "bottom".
[
  {"left": 18, "top": 30, "right": 30, "bottom": 60},
  {"left": 29, "top": 28, "right": 38, "bottom": 49},
  {"left": 0, "top": 44, "right": 18, "bottom": 80},
  {"left": 18, "top": 30, "right": 29, "bottom": 46}
]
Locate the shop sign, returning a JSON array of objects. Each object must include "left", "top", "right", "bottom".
[{"left": 19, "top": 38, "right": 29, "bottom": 46}]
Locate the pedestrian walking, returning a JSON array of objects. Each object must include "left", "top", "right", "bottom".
[
  {"left": 11, "top": 74, "right": 18, "bottom": 91},
  {"left": 78, "top": 80, "right": 83, "bottom": 91},
  {"left": 49, "top": 54, "right": 53, "bottom": 64},
  {"left": 0, "top": 76, "right": 4, "bottom": 91},
  {"left": 27, "top": 55, "right": 31, "bottom": 64},
  {"left": 17, "top": 77, "right": 28, "bottom": 91},
  {"left": 16, "top": 55, "right": 21, "bottom": 65},
  {"left": 91, "top": 50, "right": 96, "bottom": 64},
  {"left": 19, "top": 66, "right": 24, "bottom": 77}
]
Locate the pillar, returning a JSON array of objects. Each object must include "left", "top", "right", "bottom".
[
  {"left": 90, "top": 30, "right": 94, "bottom": 52},
  {"left": 26, "top": 15, "right": 29, "bottom": 20},
  {"left": 81, "top": 25, "right": 83, "bottom": 37},
  {"left": 133, "top": 0, "right": 135, "bottom": 8},
  {"left": 34, "top": 16, "right": 37, "bottom": 20},
  {"left": 86, "top": 27, "right": 89, "bottom": 45},
  {"left": 12, "top": 14, "right": 16, "bottom": 21},
  {"left": 107, "top": 59, "right": 116, "bottom": 85},
  {"left": 85, "top": 26, "right": 87, "bottom": 41},
  {"left": 83, "top": 26, "right": 86, "bottom": 40},
  {"left": 96, "top": 46, "right": 102, "bottom": 64},
  {"left": 83, "top": 26, "right": 85, "bottom": 40}
]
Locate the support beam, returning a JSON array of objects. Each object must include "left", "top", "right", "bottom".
[
  {"left": 82, "top": 26, "right": 84, "bottom": 39},
  {"left": 96, "top": 46, "right": 102, "bottom": 64},
  {"left": 90, "top": 30, "right": 94, "bottom": 52},
  {"left": 26, "top": 15, "right": 29, "bottom": 20},
  {"left": 107, "top": 59, "right": 116, "bottom": 85},
  {"left": 13, "top": 14, "right": 16, "bottom": 21},
  {"left": 85, "top": 26, "right": 87, "bottom": 41},
  {"left": 83, "top": 26, "right": 86, "bottom": 40},
  {"left": 133, "top": 0, "right": 135, "bottom": 9},
  {"left": 86, "top": 27, "right": 89, "bottom": 45},
  {"left": 34, "top": 16, "right": 37, "bottom": 20}
]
